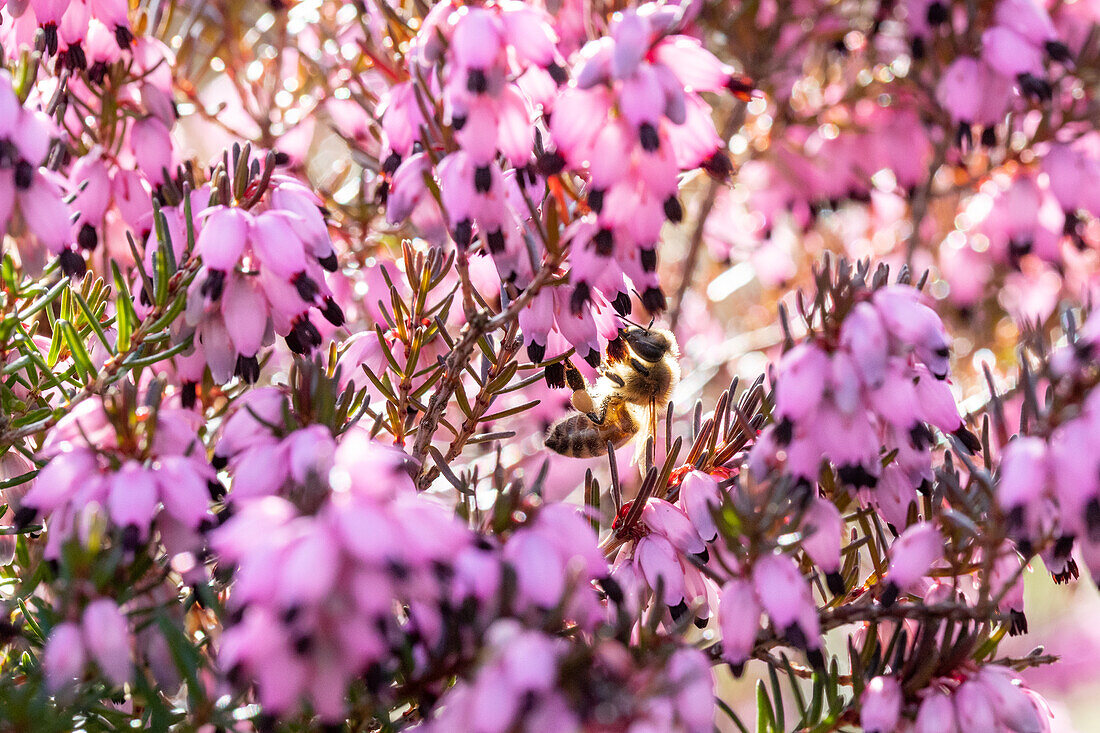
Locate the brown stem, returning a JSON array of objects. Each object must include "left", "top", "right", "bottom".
[
  {"left": 412, "top": 250, "right": 565, "bottom": 486},
  {"left": 669, "top": 107, "right": 745, "bottom": 330}
]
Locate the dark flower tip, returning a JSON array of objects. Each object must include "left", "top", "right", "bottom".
[
  {"left": 526, "top": 341, "right": 546, "bottom": 364},
  {"left": 543, "top": 361, "right": 565, "bottom": 389},
  {"left": 58, "top": 250, "right": 87, "bottom": 279},
  {"left": 77, "top": 223, "right": 98, "bottom": 251},
  {"left": 200, "top": 269, "right": 226, "bottom": 300},
  {"left": 235, "top": 354, "right": 261, "bottom": 384}
]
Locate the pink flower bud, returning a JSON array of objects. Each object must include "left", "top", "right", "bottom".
[
  {"left": 81, "top": 599, "right": 131, "bottom": 686},
  {"left": 641, "top": 498, "right": 705, "bottom": 556},
  {"left": 915, "top": 690, "right": 957, "bottom": 733},
  {"left": 885, "top": 522, "right": 944, "bottom": 602},
  {"left": 679, "top": 471, "right": 720, "bottom": 542},
  {"left": 977, "top": 666, "right": 1045, "bottom": 733},
  {"left": 954, "top": 679, "right": 997, "bottom": 731},
  {"left": 774, "top": 342, "right": 829, "bottom": 424},
  {"left": 44, "top": 622, "right": 85, "bottom": 691},
  {"left": 197, "top": 206, "right": 249, "bottom": 272},
  {"left": 860, "top": 676, "right": 902, "bottom": 733},
  {"left": 718, "top": 578, "right": 761, "bottom": 670}
]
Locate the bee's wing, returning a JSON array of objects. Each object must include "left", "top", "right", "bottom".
[{"left": 630, "top": 397, "right": 658, "bottom": 469}]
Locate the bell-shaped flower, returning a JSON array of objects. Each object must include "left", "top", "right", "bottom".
[{"left": 860, "top": 676, "right": 902, "bottom": 733}]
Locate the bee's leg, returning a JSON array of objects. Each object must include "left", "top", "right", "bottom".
[
  {"left": 629, "top": 358, "right": 651, "bottom": 375},
  {"left": 585, "top": 393, "right": 610, "bottom": 425}
]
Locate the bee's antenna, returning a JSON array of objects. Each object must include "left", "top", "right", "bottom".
[
  {"left": 619, "top": 316, "right": 645, "bottom": 329},
  {"left": 647, "top": 317, "right": 654, "bottom": 330}
]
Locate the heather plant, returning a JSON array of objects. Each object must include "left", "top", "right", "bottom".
[{"left": 0, "top": 0, "right": 1099, "bottom": 731}]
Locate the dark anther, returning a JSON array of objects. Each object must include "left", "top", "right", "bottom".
[
  {"left": 606, "top": 335, "right": 627, "bottom": 363},
  {"left": 207, "top": 480, "right": 228, "bottom": 501},
  {"left": 318, "top": 251, "right": 338, "bottom": 271},
  {"left": 181, "top": 381, "right": 199, "bottom": 409},
  {"left": 88, "top": 61, "right": 109, "bottom": 85},
  {"left": 638, "top": 122, "right": 660, "bottom": 152},
  {"left": 466, "top": 68, "right": 488, "bottom": 94},
  {"left": 1017, "top": 73, "right": 1052, "bottom": 102},
  {"left": 65, "top": 42, "right": 87, "bottom": 71},
  {"left": 43, "top": 22, "right": 58, "bottom": 56},
  {"left": 701, "top": 149, "right": 733, "bottom": 182},
  {"left": 114, "top": 24, "right": 134, "bottom": 50},
  {"left": 452, "top": 114, "right": 468, "bottom": 131},
  {"left": 474, "top": 165, "right": 492, "bottom": 193},
  {"left": 663, "top": 196, "right": 683, "bottom": 222},
  {"left": 211, "top": 453, "right": 229, "bottom": 470},
  {"left": 14, "top": 160, "right": 34, "bottom": 190},
  {"left": 570, "top": 281, "right": 591, "bottom": 315},
  {"left": 535, "top": 151, "right": 566, "bottom": 176},
  {"left": 826, "top": 571, "right": 846, "bottom": 597},
  {"left": 587, "top": 189, "right": 605, "bottom": 214},
  {"left": 583, "top": 349, "right": 602, "bottom": 369},
  {"left": 909, "top": 423, "right": 934, "bottom": 450},
  {"left": 980, "top": 126, "right": 998, "bottom": 148},
  {"left": 597, "top": 576, "right": 623, "bottom": 604},
  {"left": 121, "top": 524, "right": 141, "bottom": 553},
  {"left": 880, "top": 581, "right": 899, "bottom": 608},
  {"left": 837, "top": 463, "right": 878, "bottom": 488},
  {"left": 1045, "top": 40, "right": 1073, "bottom": 64},
  {"left": 547, "top": 62, "right": 568, "bottom": 85},
  {"left": 77, "top": 223, "right": 98, "bottom": 251},
  {"left": 12, "top": 506, "right": 36, "bottom": 531},
  {"left": 382, "top": 151, "right": 402, "bottom": 176},
  {"left": 235, "top": 354, "right": 261, "bottom": 384},
  {"left": 487, "top": 229, "right": 506, "bottom": 253},
  {"left": 611, "top": 291, "right": 632, "bottom": 316},
  {"left": 593, "top": 228, "right": 613, "bottom": 255},
  {"left": 640, "top": 248, "right": 657, "bottom": 272},
  {"left": 544, "top": 361, "right": 565, "bottom": 389},
  {"left": 273, "top": 151, "right": 290, "bottom": 165},
  {"left": 201, "top": 269, "right": 226, "bottom": 300},
  {"left": 641, "top": 286, "right": 666, "bottom": 314},
  {"left": 1009, "top": 609, "right": 1028, "bottom": 636},
  {"left": 321, "top": 297, "right": 345, "bottom": 327},
  {"left": 526, "top": 341, "right": 546, "bottom": 364},
  {"left": 58, "top": 250, "right": 87, "bottom": 279},
  {"left": 669, "top": 600, "right": 690, "bottom": 623},
  {"left": 775, "top": 417, "right": 794, "bottom": 446},
  {"left": 452, "top": 219, "right": 473, "bottom": 250},
  {"left": 291, "top": 271, "right": 319, "bottom": 302},
  {"left": 926, "top": 1, "right": 948, "bottom": 25}
]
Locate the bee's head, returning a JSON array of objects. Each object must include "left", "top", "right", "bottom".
[{"left": 620, "top": 326, "right": 674, "bottom": 362}]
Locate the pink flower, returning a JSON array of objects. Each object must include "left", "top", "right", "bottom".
[
  {"left": 43, "top": 622, "right": 86, "bottom": 691},
  {"left": 883, "top": 522, "right": 944, "bottom": 605},
  {"left": 751, "top": 552, "right": 822, "bottom": 664},
  {"left": 860, "top": 676, "right": 902, "bottom": 733},
  {"left": 915, "top": 690, "right": 957, "bottom": 733},
  {"left": 81, "top": 599, "right": 132, "bottom": 687},
  {"left": 718, "top": 578, "right": 761, "bottom": 673}
]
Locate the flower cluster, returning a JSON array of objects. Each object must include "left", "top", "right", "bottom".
[
  {"left": 749, "top": 283, "right": 978, "bottom": 504},
  {"left": 2, "top": 0, "right": 133, "bottom": 72},
  {"left": 18, "top": 385, "right": 216, "bottom": 559},
  {"left": 43, "top": 598, "right": 131, "bottom": 692},
  {"left": 861, "top": 665, "right": 1051, "bottom": 733},
  {"left": 384, "top": 0, "right": 559, "bottom": 265},
  {"left": 551, "top": 5, "right": 750, "bottom": 315},
  {"left": 931, "top": 0, "right": 1072, "bottom": 146},
  {"left": 414, "top": 621, "right": 714, "bottom": 733},
  {"left": 0, "top": 71, "right": 74, "bottom": 274},
  {"left": 143, "top": 157, "right": 344, "bottom": 389},
  {"left": 214, "top": 427, "right": 610, "bottom": 721}
]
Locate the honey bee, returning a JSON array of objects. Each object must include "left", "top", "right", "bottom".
[{"left": 545, "top": 325, "right": 680, "bottom": 460}]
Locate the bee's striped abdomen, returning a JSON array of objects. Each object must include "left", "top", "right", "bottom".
[{"left": 545, "top": 413, "right": 608, "bottom": 458}]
